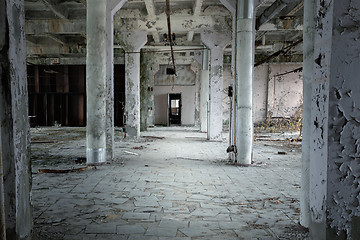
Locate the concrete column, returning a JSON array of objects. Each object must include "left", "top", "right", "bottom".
[
  {"left": 309, "top": 0, "right": 360, "bottom": 239},
  {"left": 300, "top": 0, "right": 315, "bottom": 229},
  {"left": 235, "top": 0, "right": 255, "bottom": 165},
  {"left": 106, "top": 4, "right": 115, "bottom": 162},
  {"left": 106, "top": 0, "right": 127, "bottom": 161},
  {"left": 140, "top": 52, "right": 158, "bottom": 131},
  {"left": 0, "top": 0, "right": 32, "bottom": 238},
  {"left": 105, "top": 0, "right": 127, "bottom": 161},
  {"left": 200, "top": 48, "right": 209, "bottom": 133},
  {"left": 119, "top": 31, "right": 147, "bottom": 138},
  {"left": 201, "top": 29, "right": 231, "bottom": 140},
  {"left": 86, "top": 0, "right": 107, "bottom": 165},
  {"left": 220, "top": 0, "right": 236, "bottom": 161}
]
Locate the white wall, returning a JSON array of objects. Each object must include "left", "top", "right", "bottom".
[{"left": 154, "top": 86, "right": 196, "bottom": 126}]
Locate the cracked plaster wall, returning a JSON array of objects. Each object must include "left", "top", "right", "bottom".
[{"left": 222, "top": 64, "right": 303, "bottom": 125}]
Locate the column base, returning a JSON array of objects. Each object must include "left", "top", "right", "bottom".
[{"left": 86, "top": 148, "right": 106, "bottom": 165}]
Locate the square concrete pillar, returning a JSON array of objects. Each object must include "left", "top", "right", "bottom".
[
  {"left": 119, "top": 31, "right": 147, "bottom": 138},
  {"left": 201, "top": 29, "right": 231, "bottom": 141},
  {"left": 309, "top": 0, "right": 360, "bottom": 239},
  {"left": 0, "top": 0, "right": 32, "bottom": 238},
  {"left": 105, "top": 0, "right": 128, "bottom": 161}
]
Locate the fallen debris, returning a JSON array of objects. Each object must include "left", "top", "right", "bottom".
[
  {"left": 74, "top": 157, "right": 86, "bottom": 164},
  {"left": 142, "top": 136, "right": 165, "bottom": 140},
  {"left": 278, "top": 151, "right": 287, "bottom": 155},
  {"left": 133, "top": 146, "right": 144, "bottom": 150},
  {"left": 123, "top": 150, "right": 139, "bottom": 156},
  {"left": 38, "top": 166, "right": 95, "bottom": 174}
]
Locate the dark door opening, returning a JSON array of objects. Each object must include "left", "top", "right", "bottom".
[{"left": 168, "top": 93, "right": 181, "bottom": 125}]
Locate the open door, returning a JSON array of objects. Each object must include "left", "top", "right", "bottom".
[{"left": 168, "top": 93, "right": 181, "bottom": 125}]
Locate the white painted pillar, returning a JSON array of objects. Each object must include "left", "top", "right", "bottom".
[
  {"left": 106, "top": 4, "right": 115, "bottom": 162},
  {"left": 300, "top": 0, "right": 315, "bottom": 229},
  {"left": 86, "top": 0, "right": 107, "bottom": 165},
  {"left": 201, "top": 29, "right": 231, "bottom": 140},
  {"left": 310, "top": 0, "right": 360, "bottom": 238},
  {"left": 220, "top": 0, "right": 236, "bottom": 161},
  {"left": 105, "top": 0, "right": 128, "bottom": 161},
  {"left": 120, "top": 31, "right": 147, "bottom": 138},
  {"left": 0, "top": 0, "right": 32, "bottom": 238},
  {"left": 235, "top": 0, "right": 255, "bottom": 165},
  {"left": 200, "top": 48, "right": 209, "bottom": 133}
]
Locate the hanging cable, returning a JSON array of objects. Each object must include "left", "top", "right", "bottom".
[{"left": 165, "top": 0, "right": 177, "bottom": 76}]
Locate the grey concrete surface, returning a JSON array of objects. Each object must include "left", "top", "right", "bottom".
[{"left": 31, "top": 126, "right": 308, "bottom": 239}]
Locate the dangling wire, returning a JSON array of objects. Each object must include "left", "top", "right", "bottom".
[{"left": 166, "top": 0, "right": 177, "bottom": 76}]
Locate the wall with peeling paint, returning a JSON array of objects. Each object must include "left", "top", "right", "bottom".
[
  {"left": 155, "top": 65, "right": 196, "bottom": 86},
  {"left": 267, "top": 64, "right": 303, "bottom": 118},
  {"left": 222, "top": 63, "right": 303, "bottom": 125},
  {"left": 325, "top": 0, "right": 360, "bottom": 238}
]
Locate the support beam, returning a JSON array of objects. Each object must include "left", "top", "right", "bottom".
[
  {"left": 300, "top": 0, "right": 314, "bottom": 229},
  {"left": 105, "top": 0, "right": 128, "bottom": 162},
  {"left": 193, "top": 0, "right": 204, "bottom": 15},
  {"left": 45, "top": 33, "right": 67, "bottom": 45},
  {"left": 201, "top": 29, "right": 231, "bottom": 140},
  {"left": 255, "top": 0, "right": 291, "bottom": 30},
  {"left": 0, "top": 0, "right": 32, "bottom": 238},
  {"left": 144, "top": 0, "right": 156, "bottom": 17},
  {"left": 220, "top": 0, "right": 236, "bottom": 161},
  {"left": 310, "top": 0, "right": 360, "bottom": 238},
  {"left": 41, "top": 0, "right": 69, "bottom": 19},
  {"left": 235, "top": 0, "right": 255, "bottom": 165},
  {"left": 119, "top": 31, "right": 147, "bottom": 138},
  {"left": 200, "top": 48, "right": 209, "bottom": 133},
  {"left": 86, "top": 0, "right": 107, "bottom": 165}
]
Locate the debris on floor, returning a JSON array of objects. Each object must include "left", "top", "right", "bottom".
[{"left": 38, "top": 166, "right": 95, "bottom": 174}]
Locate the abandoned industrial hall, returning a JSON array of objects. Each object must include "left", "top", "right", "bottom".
[{"left": 1, "top": 0, "right": 359, "bottom": 239}]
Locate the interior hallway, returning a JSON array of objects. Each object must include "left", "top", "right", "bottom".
[{"left": 31, "top": 127, "right": 308, "bottom": 239}]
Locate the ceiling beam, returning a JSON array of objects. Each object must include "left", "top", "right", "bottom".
[
  {"left": 187, "top": 31, "right": 194, "bottom": 42},
  {"left": 45, "top": 33, "right": 67, "bottom": 45},
  {"left": 144, "top": 0, "right": 156, "bottom": 18},
  {"left": 287, "top": 1, "right": 304, "bottom": 16},
  {"left": 26, "top": 19, "right": 86, "bottom": 35},
  {"left": 41, "top": 0, "right": 69, "bottom": 19},
  {"left": 117, "top": 15, "right": 228, "bottom": 32},
  {"left": 193, "top": 0, "right": 204, "bottom": 16},
  {"left": 256, "top": 0, "right": 292, "bottom": 30}
]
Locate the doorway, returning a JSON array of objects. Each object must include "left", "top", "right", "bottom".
[{"left": 168, "top": 93, "right": 181, "bottom": 125}]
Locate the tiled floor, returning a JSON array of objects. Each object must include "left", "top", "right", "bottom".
[{"left": 31, "top": 126, "right": 308, "bottom": 239}]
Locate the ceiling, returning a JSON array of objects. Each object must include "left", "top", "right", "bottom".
[{"left": 25, "top": 0, "right": 304, "bottom": 64}]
